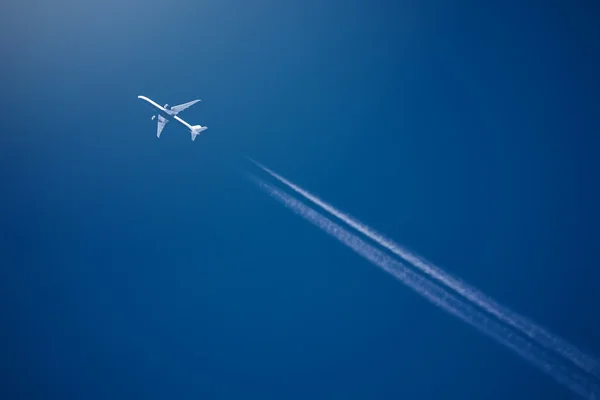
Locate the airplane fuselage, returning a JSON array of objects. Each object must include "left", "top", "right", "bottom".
[{"left": 138, "top": 95, "right": 194, "bottom": 131}]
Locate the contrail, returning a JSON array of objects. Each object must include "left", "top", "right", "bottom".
[
  {"left": 247, "top": 157, "right": 600, "bottom": 380},
  {"left": 250, "top": 175, "right": 599, "bottom": 400}
]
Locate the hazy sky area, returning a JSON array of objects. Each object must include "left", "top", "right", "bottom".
[{"left": 1, "top": 0, "right": 600, "bottom": 399}]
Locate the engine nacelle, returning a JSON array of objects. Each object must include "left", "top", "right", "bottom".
[
  {"left": 164, "top": 104, "right": 169, "bottom": 109},
  {"left": 151, "top": 115, "right": 156, "bottom": 120}
]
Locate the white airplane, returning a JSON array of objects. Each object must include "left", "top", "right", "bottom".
[{"left": 137, "top": 95, "right": 208, "bottom": 141}]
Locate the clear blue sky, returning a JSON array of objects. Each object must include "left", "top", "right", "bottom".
[{"left": 1, "top": 0, "right": 599, "bottom": 399}]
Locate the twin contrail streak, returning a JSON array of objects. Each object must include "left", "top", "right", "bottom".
[
  {"left": 249, "top": 175, "right": 599, "bottom": 400},
  {"left": 247, "top": 157, "right": 600, "bottom": 382}
]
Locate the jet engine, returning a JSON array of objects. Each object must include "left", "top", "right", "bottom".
[{"left": 151, "top": 115, "right": 156, "bottom": 120}]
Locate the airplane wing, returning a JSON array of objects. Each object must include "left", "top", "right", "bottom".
[
  {"left": 170, "top": 99, "right": 201, "bottom": 114},
  {"left": 157, "top": 115, "right": 168, "bottom": 138}
]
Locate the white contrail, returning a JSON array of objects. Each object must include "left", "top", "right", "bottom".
[
  {"left": 247, "top": 157, "right": 600, "bottom": 380},
  {"left": 250, "top": 175, "right": 599, "bottom": 400}
]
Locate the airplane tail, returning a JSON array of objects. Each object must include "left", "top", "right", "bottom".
[{"left": 191, "top": 125, "right": 207, "bottom": 141}]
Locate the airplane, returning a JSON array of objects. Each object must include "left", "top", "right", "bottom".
[{"left": 137, "top": 95, "right": 208, "bottom": 141}]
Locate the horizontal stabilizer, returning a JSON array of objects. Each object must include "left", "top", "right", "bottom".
[{"left": 190, "top": 125, "right": 207, "bottom": 141}]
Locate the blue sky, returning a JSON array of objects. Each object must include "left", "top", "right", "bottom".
[{"left": 1, "top": 1, "right": 600, "bottom": 399}]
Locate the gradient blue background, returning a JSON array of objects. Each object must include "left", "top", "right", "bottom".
[{"left": 1, "top": 0, "right": 599, "bottom": 399}]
